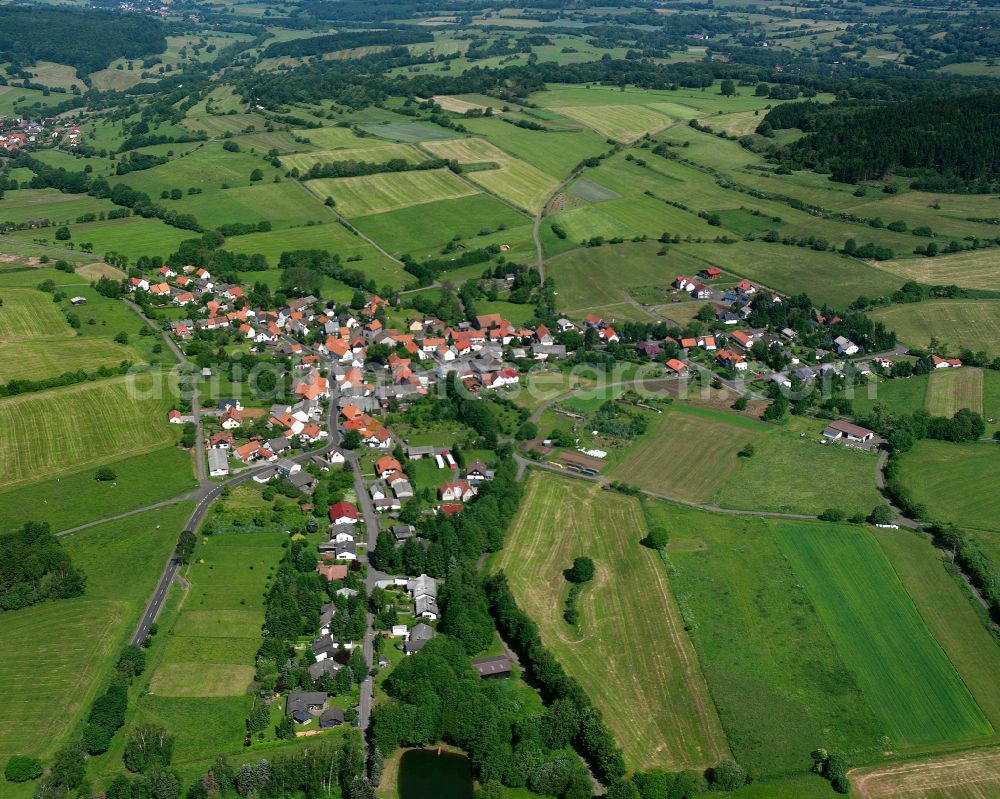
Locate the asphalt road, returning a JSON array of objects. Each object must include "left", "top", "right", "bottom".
[{"left": 131, "top": 556, "right": 179, "bottom": 645}]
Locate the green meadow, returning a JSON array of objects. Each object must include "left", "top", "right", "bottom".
[
  {"left": 656, "top": 503, "right": 885, "bottom": 777},
  {"left": 898, "top": 440, "right": 1000, "bottom": 532},
  {"left": 0, "top": 504, "right": 192, "bottom": 764},
  {"left": 771, "top": 521, "right": 992, "bottom": 746}
]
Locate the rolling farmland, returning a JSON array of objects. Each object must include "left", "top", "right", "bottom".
[
  {"left": 0, "top": 338, "right": 136, "bottom": 382},
  {"left": 549, "top": 104, "right": 676, "bottom": 142},
  {"left": 870, "top": 300, "right": 1000, "bottom": 357},
  {"left": 658, "top": 503, "right": 884, "bottom": 777},
  {"left": 612, "top": 407, "right": 764, "bottom": 502},
  {"left": 0, "top": 504, "right": 191, "bottom": 765},
  {"left": 138, "top": 531, "right": 285, "bottom": 762},
  {"left": 421, "top": 136, "right": 560, "bottom": 212},
  {"left": 281, "top": 142, "right": 425, "bottom": 172},
  {"left": 0, "top": 373, "right": 175, "bottom": 489},
  {"left": 715, "top": 429, "right": 884, "bottom": 517},
  {"left": 851, "top": 748, "right": 1000, "bottom": 799},
  {"left": 925, "top": 367, "right": 984, "bottom": 416},
  {"left": 771, "top": 522, "right": 991, "bottom": 747},
  {"left": 494, "top": 473, "right": 731, "bottom": 771},
  {"left": 306, "top": 168, "right": 477, "bottom": 216},
  {"left": 872, "top": 527, "right": 1000, "bottom": 728},
  {"left": 898, "top": 440, "right": 1000, "bottom": 532},
  {"left": 873, "top": 248, "right": 1000, "bottom": 289},
  {"left": 0, "top": 287, "right": 72, "bottom": 340},
  {"left": 0, "top": 600, "right": 125, "bottom": 761}
]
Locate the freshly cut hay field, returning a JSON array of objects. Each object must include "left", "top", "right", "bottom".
[
  {"left": 0, "top": 338, "right": 136, "bottom": 382},
  {"left": 612, "top": 407, "right": 765, "bottom": 502},
  {"left": 772, "top": 522, "right": 991, "bottom": 747},
  {"left": 716, "top": 429, "right": 883, "bottom": 517},
  {"left": 28, "top": 61, "right": 85, "bottom": 91},
  {"left": 657, "top": 503, "right": 884, "bottom": 778},
  {"left": 870, "top": 300, "right": 1000, "bottom": 357},
  {"left": 75, "top": 262, "right": 126, "bottom": 281},
  {"left": 851, "top": 748, "right": 1000, "bottom": 799},
  {"left": 0, "top": 373, "right": 175, "bottom": 489},
  {"left": 421, "top": 137, "right": 559, "bottom": 212},
  {"left": 898, "top": 440, "right": 1000, "bottom": 532},
  {"left": 494, "top": 474, "right": 731, "bottom": 771},
  {"left": 873, "top": 248, "right": 1000, "bottom": 290},
  {"left": 0, "top": 287, "right": 72, "bottom": 340},
  {"left": 549, "top": 104, "right": 675, "bottom": 142},
  {"left": 307, "top": 168, "right": 477, "bottom": 216},
  {"left": 458, "top": 117, "right": 609, "bottom": 179},
  {"left": 0, "top": 600, "right": 125, "bottom": 760},
  {"left": 925, "top": 367, "right": 984, "bottom": 416},
  {"left": 431, "top": 94, "right": 491, "bottom": 113},
  {"left": 282, "top": 143, "right": 424, "bottom": 172},
  {"left": 872, "top": 527, "right": 1000, "bottom": 729},
  {"left": 697, "top": 110, "right": 762, "bottom": 136}
]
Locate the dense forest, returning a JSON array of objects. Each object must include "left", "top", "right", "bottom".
[
  {"left": 0, "top": 522, "right": 86, "bottom": 611},
  {"left": 0, "top": 7, "right": 167, "bottom": 75},
  {"left": 760, "top": 93, "right": 1000, "bottom": 190}
]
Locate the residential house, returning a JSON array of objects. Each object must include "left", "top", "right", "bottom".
[
  {"left": 329, "top": 502, "right": 359, "bottom": 525},
  {"left": 440, "top": 480, "right": 476, "bottom": 503},
  {"left": 833, "top": 336, "right": 859, "bottom": 356},
  {"left": 404, "top": 623, "right": 435, "bottom": 655},
  {"left": 286, "top": 690, "right": 326, "bottom": 724},
  {"left": 822, "top": 420, "right": 875, "bottom": 443}
]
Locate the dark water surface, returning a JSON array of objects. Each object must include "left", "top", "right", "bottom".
[{"left": 398, "top": 749, "right": 474, "bottom": 799}]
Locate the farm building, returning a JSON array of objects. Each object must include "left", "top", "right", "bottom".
[{"left": 822, "top": 420, "right": 875, "bottom": 443}]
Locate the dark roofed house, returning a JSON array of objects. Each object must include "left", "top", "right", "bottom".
[
  {"left": 286, "top": 690, "right": 326, "bottom": 720},
  {"left": 288, "top": 471, "right": 318, "bottom": 492},
  {"left": 472, "top": 655, "right": 513, "bottom": 679},
  {"left": 320, "top": 707, "right": 345, "bottom": 728},
  {"left": 308, "top": 659, "right": 342, "bottom": 681},
  {"left": 392, "top": 524, "right": 416, "bottom": 542},
  {"left": 404, "top": 622, "right": 435, "bottom": 655}
]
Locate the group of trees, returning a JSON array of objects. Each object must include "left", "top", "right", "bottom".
[
  {"left": 0, "top": 522, "right": 85, "bottom": 611},
  {"left": 485, "top": 572, "right": 626, "bottom": 784},
  {"left": 372, "top": 635, "right": 593, "bottom": 798}
]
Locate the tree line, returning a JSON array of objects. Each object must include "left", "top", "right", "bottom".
[{"left": 263, "top": 29, "right": 433, "bottom": 58}]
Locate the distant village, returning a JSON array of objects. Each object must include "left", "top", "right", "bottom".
[{"left": 0, "top": 115, "right": 82, "bottom": 153}]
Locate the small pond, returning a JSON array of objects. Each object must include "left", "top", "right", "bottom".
[{"left": 398, "top": 749, "right": 474, "bottom": 799}]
